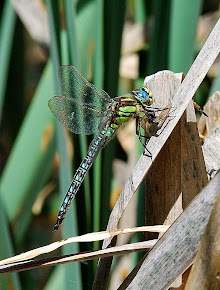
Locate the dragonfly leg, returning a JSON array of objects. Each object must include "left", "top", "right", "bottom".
[
  {"left": 193, "top": 100, "right": 208, "bottom": 117},
  {"left": 136, "top": 117, "right": 152, "bottom": 158},
  {"left": 143, "top": 148, "right": 153, "bottom": 158},
  {"left": 145, "top": 106, "right": 171, "bottom": 124}
]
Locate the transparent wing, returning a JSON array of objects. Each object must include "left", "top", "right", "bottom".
[
  {"left": 48, "top": 65, "right": 112, "bottom": 135},
  {"left": 59, "top": 65, "right": 111, "bottom": 107},
  {"left": 49, "top": 95, "right": 111, "bottom": 134}
]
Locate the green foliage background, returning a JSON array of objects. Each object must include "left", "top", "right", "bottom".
[{"left": 0, "top": 0, "right": 219, "bottom": 289}]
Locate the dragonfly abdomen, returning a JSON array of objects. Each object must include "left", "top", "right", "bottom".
[{"left": 53, "top": 126, "right": 115, "bottom": 231}]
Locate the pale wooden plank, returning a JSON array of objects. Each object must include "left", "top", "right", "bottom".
[
  {"left": 198, "top": 91, "right": 220, "bottom": 137},
  {"left": 181, "top": 102, "right": 208, "bottom": 208},
  {"left": 185, "top": 189, "right": 220, "bottom": 289},
  {"left": 123, "top": 171, "right": 220, "bottom": 290},
  {"left": 202, "top": 124, "right": 220, "bottom": 179}
]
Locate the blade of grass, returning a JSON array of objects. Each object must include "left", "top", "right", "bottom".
[
  {"left": 147, "top": 0, "right": 171, "bottom": 75},
  {"left": 0, "top": 0, "right": 16, "bottom": 121},
  {"left": 46, "top": 1, "right": 82, "bottom": 289},
  {"left": 0, "top": 199, "right": 21, "bottom": 289},
  {"left": 64, "top": 0, "right": 92, "bottom": 233},
  {"left": 13, "top": 128, "right": 57, "bottom": 244},
  {"left": 100, "top": 0, "right": 126, "bottom": 230},
  {"left": 93, "top": 1, "right": 126, "bottom": 288},
  {"left": 93, "top": 0, "right": 104, "bottom": 242},
  {"left": 0, "top": 62, "right": 55, "bottom": 222},
  {"left": 76, "top": 1, "right": 98, "bottom": 75},
  {"left": 44, "top": 266, "right": 64, "bottom": 290},
  {"left": 169, "top": 0, "right": 203, "bottom": 73},
  {"left": 91, "top": 0, "right": 105, "bottom": 274},
  {"left": 64, "top": 0, "right": 79, "bottom": 67},
  {"left": 135, "top": 0, "right": 147, "bottom": 23}
]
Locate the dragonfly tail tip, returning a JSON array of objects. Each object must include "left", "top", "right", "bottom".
[
  {"left": 53, "top": 216, "right": 64, "bottom": 232},
  {"left": 53, "top": 223, "right": 59, "bottom": 232}
]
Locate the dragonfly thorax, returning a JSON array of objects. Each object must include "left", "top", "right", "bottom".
[
  {"left": 104, "top": 96, "right": 138, "bottom": 137},
  {"left": 132, "top": 87, "right": 153, "bottom": 106},
  {"left": 109, "top": 90, "right": 153, "bottom": 135}
]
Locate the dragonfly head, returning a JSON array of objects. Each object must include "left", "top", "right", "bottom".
[{"left": 132, "top": 87, "right": 153, "bottom": 106}]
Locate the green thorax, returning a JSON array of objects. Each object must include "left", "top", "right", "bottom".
[{"left": 105, "top": 87, "right": 153, "bottom": 137}]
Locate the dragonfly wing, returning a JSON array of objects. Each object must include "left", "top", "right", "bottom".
[
  {"left": 48, "top": 95, "right": 103, "bottom": 135},
  {"left": 59, "top": 65, "right": 111, "bottom": 110},
  {"left": 49, "top": 65, "right": 114, "bottom": 135}
]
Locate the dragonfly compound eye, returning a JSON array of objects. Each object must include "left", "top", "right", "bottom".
[{"left": 132, "top": 87, "right": 153, "bottom": 106}]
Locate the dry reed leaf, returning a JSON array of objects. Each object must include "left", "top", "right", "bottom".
[{"left": 0, "top": 225, "right": 168, "bottom": 269}]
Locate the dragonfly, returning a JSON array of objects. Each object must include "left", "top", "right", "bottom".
[{"left": 48, "top": 65, "right": 169, "bottom": 231}]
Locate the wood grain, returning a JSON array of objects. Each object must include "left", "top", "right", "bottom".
[{"left": 185, "top": 189, "right": 220, "bottom": 289}]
